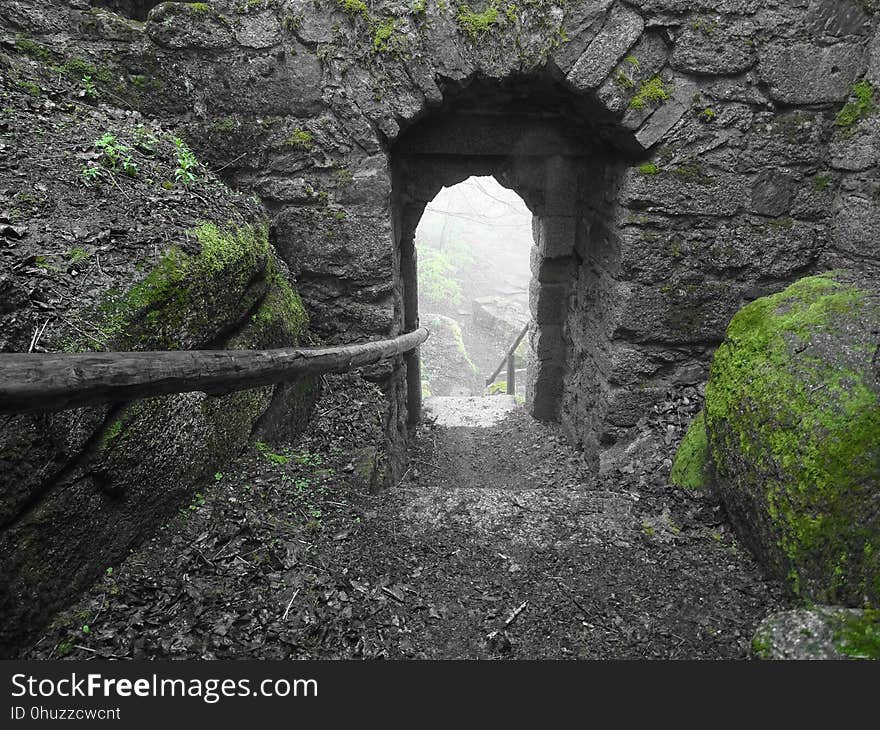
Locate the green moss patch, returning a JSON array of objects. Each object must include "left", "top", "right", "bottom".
[
  {"left": 833, "top": 609, "right": 880, "bottom": 659},
  {"left": 705, "top": 272, "right": 880, "bottom": 603},
  {"left": 457, "top": 2, "right": 501, "bottom": 39},
  {"left": 629, "top": 75, "right": 671, "bottom": 111},
  {"left": 94, "top": 221, "right": 273, "bottom": 350},
  {"left": 836, "top": 80, "right": 875, "bottom": 129},
  {"left": 671, "top": 411, "right": 710, "bottom": 489}
]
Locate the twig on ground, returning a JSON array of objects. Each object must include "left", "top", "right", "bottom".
[
  {"left": 546, "top": 574, "right": 591, "bottom": 617},
  {"left": 28, "top": 317, "right": 51, "bottom": 352},
  {"left": 504, "top": 601, "right": 527, "bottom": 628},
  {"left": 282, "top": 588, "right": 300, "bottom": 621}
]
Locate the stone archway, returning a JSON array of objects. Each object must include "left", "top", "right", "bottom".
[{"left": 389, "top": 73, "right": 640, "bottom": 461}]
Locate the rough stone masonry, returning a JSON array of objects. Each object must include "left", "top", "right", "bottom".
[{"left": 36, "top": 0, "right": 875, "bottom": 463}]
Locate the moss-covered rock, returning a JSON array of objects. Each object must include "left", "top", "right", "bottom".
[
  {"left": 704, "top": 271, "right": 880, "bottom": 606},
  {"left": 752, "top": 606, "right": 880, "bottom": 660},
  {"left": 671, "top": 410, "right": 710, "bottom": 489}
]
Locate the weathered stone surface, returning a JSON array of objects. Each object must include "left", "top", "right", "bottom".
[
  {"left": 752, "top": 606, "right": 880, "bottom": 660},
  {"left": 620, "top": 167, "right": 749, "bottom": 216},
  {"left": 472, "top": 296, "right": 528, "bottom": 344},
  {"left": 750, "top": 169, "right": 797, "bottom": 217},
  {"left": 146, "top": 2, "right": 236, "bottom": 49},
  {"left": 419, "top": 314, "right": 481, "bottom": 397},
  {"left": 704, "top": 272, "right": 880, "bottom": 606},
  {"left": 828, "top": 193, "right": 880, "bottom": 275},
  {"left": 671, "top": 18, "right": 757, "bottom": 76},
  {"left": 565, "top": 3, "right": 644, "bottom": 92},
  {"left": 758, "top": 42, "right": 866, "bottom": 104},
  {"left": 632, "top": 79, "right": 697, "bottom": 150}
]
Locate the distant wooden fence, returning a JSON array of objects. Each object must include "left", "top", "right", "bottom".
[
  {"left": 485, "top": 323, "right": 529, "bottom": 395},
  {"left": 0, "top": 328, "right": 429, "bottom": 414}
]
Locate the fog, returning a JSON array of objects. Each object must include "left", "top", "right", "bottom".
[{"left": 415, "top": 176, "right": 533, "bottom": 398}]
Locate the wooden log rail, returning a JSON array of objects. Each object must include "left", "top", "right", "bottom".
[{"left": 0, "top": 328, "right": 429, "bottom": 414}]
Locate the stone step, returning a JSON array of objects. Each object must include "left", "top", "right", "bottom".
[
  {"left": 392, "top": 486, "right": 639, "bottom": 551},
  {"left": 423, "top": 395, "right": 518, "bottom": 427}
]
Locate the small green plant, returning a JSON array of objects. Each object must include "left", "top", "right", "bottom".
[
  {"left": 836, "top": 80, "right": 875, "bottom": 129},
  {"left": 171, "top": 136, "right": 199, "bottom": 187},
  {"left": 285, "top": 127, "right": 313, "bottom": 150},
  {"left": 15, "top": 80, "right": 41, "bottom": 97},
  {"left": 638, "top": 162, "right": 660, "bottom": 175},
  {"left": 81, "top": 165, "right": 103, "bottom": 183},
  {"left": 105, "top": 567, "right": 113, "bottom": 576},
  {"left": 95, "top": 133, "right": 138, "bottom": 177},
  {"left": 411, "top": 0, "right": 426, "bottom": 13},
  {"left": 214, "top": 471, "right": 224, "bottom": 481},
  {"left": 615, "top": 72, "right": 635, "bottom": 90},
  {"left": 56, "top": 640, "right": 74, "bottom": 657},
  {"left": 486, "top": 380, "right": 508, "bottom": 395},
  {"left": 834, "top": 609, "right": 880, "bottom": 659},
  {"left": 629, "top": 75, "right": 671, "bottom": 110},
  {"left": 699, "top": 107, "right": 716, "bottom": 122},
  {"left": 67, "top": 247, "right": 90, "bottom": 265},
  {"left": 255, "top": 440, "right": 291, "bottom": 465},
  {"left": 335, "top": 0, "right": 368, "bottom": 18},
  {"left": 81, "top": 625, "right": 90, "bottom": 634},
  {"left": 81, "top": 74, "right": 98, "bottom": 99},
  {"left": 457, "top": 2, "right": 501, "bottom": 39},
  {"left": 813, "top": 174, "right": 831, "bottom": 191}
]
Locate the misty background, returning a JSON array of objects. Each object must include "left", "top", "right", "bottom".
[{"left": 415, "top": 176, "right": 533, "bottom": 399}]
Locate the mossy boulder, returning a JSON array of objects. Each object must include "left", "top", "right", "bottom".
[
  {"left": 702, "top": 271, "right": 880, "bottom": 606},
  {"left": 752, "top": 606, "right": 880, "bottom": 660}
]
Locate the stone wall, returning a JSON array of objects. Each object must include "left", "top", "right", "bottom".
[{"left": 3, "top": 0, "right": 879, "bottom": 466}]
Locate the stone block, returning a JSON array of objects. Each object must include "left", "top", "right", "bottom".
[
  {"left": 758, "top": 42, "right": 866, "bottom": 105},
  {"left": 566, "top": 4, "right": 644, "bottom": 92}
]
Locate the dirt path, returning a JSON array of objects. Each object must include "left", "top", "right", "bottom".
[{"left": 25, "top": 377, "right": 787, "bottom": 660}]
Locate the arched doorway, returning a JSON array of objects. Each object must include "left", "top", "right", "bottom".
[{"left": 415, "top": 176, "right": 532, "bottom": 401}]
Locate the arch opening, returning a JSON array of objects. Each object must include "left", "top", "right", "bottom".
[{"left": 415, "top": 176, "right": 533, "bottom": 401}]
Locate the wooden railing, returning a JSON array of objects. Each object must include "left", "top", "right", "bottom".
[
  {"left": 0, "top": 328, "right": 429, "bottom": 415},
  {"left": 485, "top": 323, "right": 529, "bottom": 396}
]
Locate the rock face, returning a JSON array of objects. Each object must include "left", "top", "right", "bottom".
[
  {"left": 0, "top": 41, "right": 315, "bottom": 655},
  {"left": 703, "top": 272, "right": 880, "bottom": 606},
  {"left": 752, "top": 606, "right": 880, "bottom": 660},
  {"left": 419, "top": 314, "right": 481, "bottom": 397}
]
